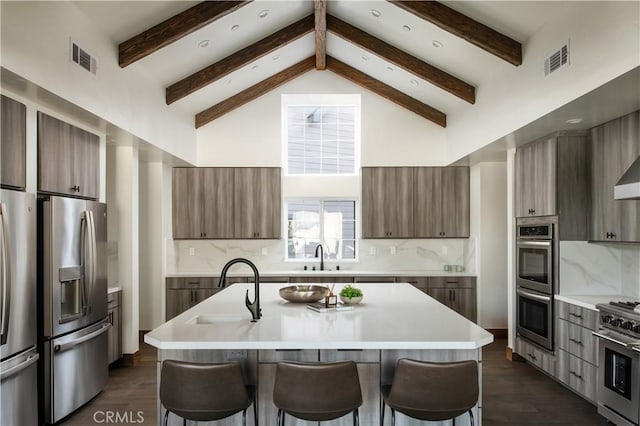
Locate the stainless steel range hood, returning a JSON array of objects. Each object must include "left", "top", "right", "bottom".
[{"left": 614, "top": 156, "right": 640, "bottom": 200}]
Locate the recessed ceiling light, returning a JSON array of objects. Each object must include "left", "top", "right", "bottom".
[
  {"left": 402, "top": 25, "right": 411, "bottom": 32},
  {"left": 272, "top": 54, "right": 280, "bottom": 60},
  {"left": 258, "top": 9, "right": 269, "bottom": 18},
  {"left": 197, "top": 39, "right": 209, "bottom": 48},
  {"left": 386, "top": 66, "right": 394, "bottom": 72},
  {"left": 431, "top": 40, "right": 443, "bottom": 48},
  {"left": 566, "top": 118, "right": 584, "bottom": 124},
  {"left": 371, "top": 9, "right": 381, "bottom": 18},
  {"left": 362, "top": 55, "right": 369, "bottom": 61},
  {"left": 410, "top": 79, "right": 419, "bottom": 86},
  {"left": 252, "top": 65, "right": 259, "bottom": 70},
  {"left": 231, "top": 24, "right": 240, "bottom": 31}
]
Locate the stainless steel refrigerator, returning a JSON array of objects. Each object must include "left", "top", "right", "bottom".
[
  {"left": 39, "top": 196, "right": 109, "bottom": 424},
  {"left": 0, "top": 189, "right": 39, "bottom": 426}
]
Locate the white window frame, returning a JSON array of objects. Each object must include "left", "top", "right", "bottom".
[
  {"left": 284, "top": 197, "right": 358, "bottom": 262},
  {"left": 282, "top": 94, "right": 361, "bottom": 177}
]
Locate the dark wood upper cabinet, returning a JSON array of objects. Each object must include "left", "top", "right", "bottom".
[
  {"left": 515, "top": 131, "right": 589, "bottom": 241},
  {"left": 590, "top": 111, "right": 640, "bottom": 242},
  {"left": 1, "top": 95, "right": 27, "bottom": 190},
  {"left": 363, "top": 166, "right": 469, "bottom": 239},
  {"left": 172, "top": 167, "right": 281, "bottom": 239},
  {"left": 362, "top": 167, "right": 414, "bottom": 238},
  {"left": 234, "top": 167, "right": 281, "bottom": 239},
  {"left": 37, "top": 112, "right": 100, "bottom": 199},
  {"left": 414, "top": 167, "right": 469, "bottom": 238}
]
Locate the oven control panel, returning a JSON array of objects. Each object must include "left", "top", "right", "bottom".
[{"left": 599, "top": 306, "right": 640, "bottom": 340}]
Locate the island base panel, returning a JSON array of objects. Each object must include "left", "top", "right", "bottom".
[{"left": 156, "top": 349, "right": 481, "bottom": 426}]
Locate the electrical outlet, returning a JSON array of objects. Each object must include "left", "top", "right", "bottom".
[
  {"left": 227, "top": 349, "right": 247, "bottom": 360},
  {"left": 369, "top": 247, "right": 377, "bottom": 255},
  {"left": 442, "top": 246, "right": 448, "bottom": 255},
  {"left": 189, "top": 247, "right": 195, "bottom": 256},
  {"left": 390, "top": 246, "right": 396, "bottom": 255},
  {"left": 261, "top": 247, "right": 268, "bottom": 256}
]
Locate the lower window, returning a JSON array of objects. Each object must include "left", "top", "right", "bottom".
[{"left": 286, "top": 199, "right": 356, "bottom": 260}]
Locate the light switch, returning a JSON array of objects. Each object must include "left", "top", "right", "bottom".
[
  {"left": 442, "top": 246, "right": 448, "bottom": 255},
  {"left": 261, "top": 247, "right": 268, "bottom": 256},
  {"left": 390, "top": 246, "right": 396, "bottom": 255},
  {"left": 369, "top": 247, "right": 377, "bottom": 255},
  {"left": 189, "top": 247, "right": 195, "bottom": 256}
]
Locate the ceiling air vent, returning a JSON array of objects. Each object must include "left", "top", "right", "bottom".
[
  {"left": 544, "top": 40, "right": 570, "bottom": 77},
  {"left": 70, "top": 40, "right": 97, "bottom": 75}
]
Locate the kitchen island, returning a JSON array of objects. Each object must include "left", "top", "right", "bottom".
[{"left": 145, "top": 283, "right": 493, "bottom": 426}]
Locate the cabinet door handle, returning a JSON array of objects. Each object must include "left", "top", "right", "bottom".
[
  {"left": 568, "top": 312, "right": 583, "bottom": 319},
  {"left": 569, "top": 371, "right": 583, "bottom": 380},
  {"left": 527, "top": 353, "right": 537, "bottom": 361},
  {"left": 569, "top": 338, "right": 583, "bottom": 345}
]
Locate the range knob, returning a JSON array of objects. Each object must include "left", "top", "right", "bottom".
[
  {"left": 622, "top": 321, "right": 636, "bottom": 331},
  {"left": 611, "top": 318, "right": 625, "bottom": 327},
  {"left": 633, "top": 324, "right": 640, "bottom": 334},
  {"left": 602, "top": 314, "right": 614, "bottom": 324}
]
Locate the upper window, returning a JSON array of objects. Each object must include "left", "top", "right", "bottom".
[{"left": 283, "top": 94, "right": 361, "bottom": 176}]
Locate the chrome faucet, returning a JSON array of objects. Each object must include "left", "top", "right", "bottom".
[
  {"left": 218, "top": 258, "right": 261, "bottom": 322},
  {"left": 314, "top": 244, "right": 324, "bottom": 271}
]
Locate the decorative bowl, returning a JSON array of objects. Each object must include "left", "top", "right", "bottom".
[
  {"left": 339, "top": 295, "right": 363, "bottom": 305},
  {"left": 279, "top": 285, "right": 330, "bottom": 303}
]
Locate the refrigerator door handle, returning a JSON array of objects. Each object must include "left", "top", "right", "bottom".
[
  {"left": 0, "top": 353, "right": 39, "bottom": 381},
  {"left": 88, "top": 210, "right": 97, "bottom": 314},
  {"left": 54, "top": 322, "right": 110, "bottom": 353},
  {"left": 80, "top": 211, "right": 90, "bottom": 315},
  {"left": 0, "top": 202, "right": 11, "bottom": 345}
]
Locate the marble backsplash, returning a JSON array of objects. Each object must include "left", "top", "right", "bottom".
[
  {"left": 166, "top": 238, "right": 476, "bottom": 274},
  {"left": 559, "top": 241, "right": 640, "bottom": 298}
]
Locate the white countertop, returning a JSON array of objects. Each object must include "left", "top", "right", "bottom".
[
  {"left": 555, "top": 294, "right": 639, "bottom": 310},
  {"left": 107, "top": 286, "right": 122, "bottom": 294},
  {"left": 166, "top": 270, "right": 476, "bottom": 278},
  {"left": 144, "top": 283, "right": 493, "bottom": 351}
]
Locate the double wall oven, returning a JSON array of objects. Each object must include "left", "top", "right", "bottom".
[{"left": 516, "top": 221, "right": 555, "bottom": 351}]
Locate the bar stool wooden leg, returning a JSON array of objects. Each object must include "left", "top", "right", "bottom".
[
  {"left": 163, "top": 410, "right": 169, "bottom": 426},
  {"left": 469, "top": 409, "right": 474, "bottom": 426}
]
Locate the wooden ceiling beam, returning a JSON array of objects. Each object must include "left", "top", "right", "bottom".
[
  {"left": 388, "top": 0, "right": 522, "bottom": 66},
  {"left": 119, "top": 1, "right": 252, "bottom": 68},
  {"left": 167, "top": 15, "right": 314, "bottom": 105},
  {"left": 315, "top": 0, "right": 327, "bottom": 70},
  {"left": 195, "top": 57, "right": 315, "bottom": 128},
  {"left": 327, "top": 15, "right": 475, "bottom": 104},
  {"left": 326, "top": 56, "right": 446, "bottom": 127}
]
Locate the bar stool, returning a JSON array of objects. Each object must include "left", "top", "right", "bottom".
[
  {"left": 381, "top": 359, "right": 479, "bottom": 426},
  {"left": 160, "top": 359, "right": 256, "bottom": 426},
  {"left": 273, "top": 361, "right": 363, "bottom": 426}
]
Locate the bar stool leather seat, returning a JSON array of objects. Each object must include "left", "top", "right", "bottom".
[
  {"left": 160, "top": 359, "right": 256, "bottom": 426},
  {"left": 382, "top": 359, "right": 479, "bottom": 426},
  {"left": 273, "top": 361, "right": 363, "bottom": 425}
]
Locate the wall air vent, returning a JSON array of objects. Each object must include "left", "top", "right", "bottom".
[
  {"left": 544, "top": 40, "right": 570, "bottom": 77},
  {"left": 70, "top": 40, "right": 97, "bottom": 75}
]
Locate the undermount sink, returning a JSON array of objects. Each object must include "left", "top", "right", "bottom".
[{"left": 188, "top": 314, "right": 246, "bottom": 324}]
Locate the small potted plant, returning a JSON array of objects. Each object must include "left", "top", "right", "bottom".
[{"left": 339, "top": 285, "right": 363, "bottom": 305}]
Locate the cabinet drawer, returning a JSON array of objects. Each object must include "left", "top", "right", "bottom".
[
  {"left": 354, "top": 276, "right": 395, "bottom": 283},
  {"left": 428, "top": 276, "right": 475, "bottom": 289},
  {"left": 259, "top": 349, "right": 318, "bottom": 363},
  {"left": 557, "top": 350, "right": 597, "bottom": 403},
  {"left": 166, "top": 277, "right": 217, "bottom": 289},
  {"left": 288, "top": 276, "right": 354, "bottom": 284},
  {"left": 516, "top": 338, "right": 556, "bottom": 376},
  {"left": 319, "top": 349, "right": 380, "bottom": 363},
  {"left": 556, "top": 301, "right": 598, "bottom": 330},
  {"left": 557, "top": 319, "right": 598, "bottom": 366},
  {"left": 107, "top": 291, "right": 121, "bottom": 308},
  {"left": 399, "top": 277, "right": 428, "bottom": 292}
]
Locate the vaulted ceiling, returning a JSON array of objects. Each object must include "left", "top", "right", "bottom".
[{"left": 74, "top": 1, "right": 571, "bottom": 129}]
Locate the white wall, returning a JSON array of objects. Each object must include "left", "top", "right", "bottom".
[
  {"left": 196, "top": 71, "right": 447, "bottom": 167},
  {"left": 470, "top": 162, "right": 508, "bottom": 329},
  {"left": 1, "top": 1, "right": 196, "bottom": 163},
  {"left": 446, "top": 1, "right": 640, "bottom": 163},
  {"left": 139, "top": 162, "right": 166, "bottom": 330}
]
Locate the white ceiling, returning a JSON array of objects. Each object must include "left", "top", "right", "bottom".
[{"left": 73, "top": 1, "right": 572, "bottom": 124}]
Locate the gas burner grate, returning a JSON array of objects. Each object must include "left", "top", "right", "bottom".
[{"left": 609, "top": 301, "right": 640, "bottom": 310}]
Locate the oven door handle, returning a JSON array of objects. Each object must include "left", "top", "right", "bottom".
[
  {"left": 592, "top": 331, "right": 639, "bottom": 348},
  {"left": 517, "top": 241, "right": 552, "bottom": 247},
  {"left": 516, "top": 288, "right": 551, "bottom": 302}
]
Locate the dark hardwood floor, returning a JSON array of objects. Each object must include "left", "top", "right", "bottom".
[{"left": 62, "top": 337, "right": 608, "bottom": 425}]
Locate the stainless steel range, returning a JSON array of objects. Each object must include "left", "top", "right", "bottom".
[{"left": 594, "top": 301, "right": 640, "bottom": 426}]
